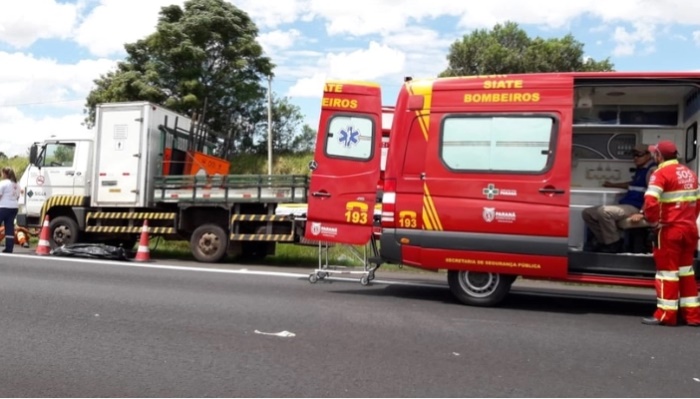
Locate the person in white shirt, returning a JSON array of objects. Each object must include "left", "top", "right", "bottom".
[{"left": 0, "top": 167, "right": 20, "bottom": 253}]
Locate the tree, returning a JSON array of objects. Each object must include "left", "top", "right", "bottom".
[
  {"left": 291, "top": 124, "right": 317, "bottom": 154},
  {"left": 255, "top": 96, "right": 316, "bottom": 154},
  {"left": 440, "top": 21, "right": 614, "bottom": 77},
  {"left": 83, "top": 0, "right": 277, "bottom": 158}
]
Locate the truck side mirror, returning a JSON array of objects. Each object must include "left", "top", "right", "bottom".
[{"left": 29, "top": 145, "right": 38, "bottom": 165}]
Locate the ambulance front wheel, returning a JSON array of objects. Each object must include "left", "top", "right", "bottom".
[{"left": 447, "top": 271, "right": 515, "bottom": 307}]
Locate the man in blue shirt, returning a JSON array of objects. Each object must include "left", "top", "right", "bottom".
[{"left": 582, "top": 144, "right": 657, "bottom": 253}]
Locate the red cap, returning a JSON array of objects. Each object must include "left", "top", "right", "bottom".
[{"left": 648, "top": 140, "right": 677, "bottom": 159}]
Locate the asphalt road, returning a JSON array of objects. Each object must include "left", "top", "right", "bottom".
[{"left": 0, "top": 252, "right": 699, "bottom": 397}]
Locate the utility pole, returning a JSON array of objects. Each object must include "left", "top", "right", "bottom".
[{"left": 267, "top": 75, "right": 273, "bottom": 175}]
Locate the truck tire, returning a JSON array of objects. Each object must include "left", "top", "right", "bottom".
[
  {"left": 239, "top": 226, "right": 274, "bottom": 261},
  {"left": 49, "top": 216, "right": 80, "bottom": 249},
  {"left": 447, "top": 271, "right": 515, "bottom": 307},
  {"left": 190, "top": 224, "right": 228, "bottom": 263}
]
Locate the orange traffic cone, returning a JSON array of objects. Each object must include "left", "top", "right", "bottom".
[
  {"left": 36, "top": 216, "right": 51, "bottom": 256},
  {"left": 134, "top": 220, "right": 150, "bottom": 262}
]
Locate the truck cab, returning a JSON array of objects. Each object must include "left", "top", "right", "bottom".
[{"left": 18, "top": 134, "right": 93, "bottom": 227}]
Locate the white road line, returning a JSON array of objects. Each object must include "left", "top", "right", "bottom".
[{"left": 3, "top": 253, "right": 447, "bottom": 288}]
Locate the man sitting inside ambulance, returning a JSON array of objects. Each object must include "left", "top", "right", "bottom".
[{"left": 582, "top": 144, "right": 657, "bottom": 253}]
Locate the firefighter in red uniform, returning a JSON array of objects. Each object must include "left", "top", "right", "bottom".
[{"left": 631, "top": 140, "right": 700, "bottom": 326}]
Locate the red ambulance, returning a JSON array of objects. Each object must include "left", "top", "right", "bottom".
[{"left": 305, "top": 73, "right": 700, "bottom": 306}]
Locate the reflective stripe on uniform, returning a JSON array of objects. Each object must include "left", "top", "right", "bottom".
[
  {"left": 645, "top": 185, "right": 663, "bottom": 198},
  {"left": 680, "top": 296, "right": 700, "bottom": 307},
  {"left": 656, "top": 270, "right": 679, "bottom": 281},
  {"left": 679, "top": 265, "right": 696, "bottom": 277},
  {"left": 659, "top": 189, "right": 699, "bottom": 203},
  {"left": 629, "top": 185, "right": 646, "bottom": 192},
  {"left": 657, "top": 298, "right": 679, "bottom": 310}
]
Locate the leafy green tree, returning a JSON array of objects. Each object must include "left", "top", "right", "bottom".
[
  {"left": 440, "top": 21, "right": 614, "bottom": 77},
  {"left": 255, "top": 96, "right": 316, "bottom": 154},
  {"left": 291, "top": 124, "right": 317, "bottom": 154},
  {"left": 83, "top": 0, "right": 277, "bottom": 158}
]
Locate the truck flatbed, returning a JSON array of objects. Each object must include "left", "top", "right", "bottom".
[{"left": 153, "top": 174, "right": 308, "bottom": 204}]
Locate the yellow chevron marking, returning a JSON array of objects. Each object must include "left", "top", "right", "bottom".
[
  {"left": 230, "top": 214, "right": 288, "bottom": 222},
  {"left": 86, "top": 212, "right": 175, "bottom": 220},
  {"left": 229, "top": 234, "right": 294, "bottom": 241},
  {"left": 85, "top": 226, "right": 175, "bottom": 234},
  {"left": 422, "top": 182, "right": 443, "bottom": 231},
  {"left": 41, "top": 195, "right": 87, "bottom": 224},
  {"left": 406, "top": 80, "right": 433, "bottom": 142}
]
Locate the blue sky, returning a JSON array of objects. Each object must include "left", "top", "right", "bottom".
[{"left": 1, "top": 0, "right": 700, "bottom": 157}]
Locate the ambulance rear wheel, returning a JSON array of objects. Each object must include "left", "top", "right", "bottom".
[
  {"left": 190, "top": 224, "right": 228, "bottom": 263},
  {"left": 447, "top": 271, "right": 514, "bottom": 307}
]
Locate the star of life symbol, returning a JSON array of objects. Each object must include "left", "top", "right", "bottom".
[
  {"left": 482, "top": 184, "right": 500, "bottom": 200},
  {"left": 339, "top": 126, "right": 360, "bottom": 148}
]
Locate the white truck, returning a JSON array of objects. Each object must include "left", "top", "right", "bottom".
[{"left": 17, "top": 101, "right": 308, "bottom": 262}]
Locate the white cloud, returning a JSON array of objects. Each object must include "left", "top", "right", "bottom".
[
  {"left": 307, "top": 0, "right": 422, "bottom": 37},
  {"left": 612, "top": 22, "right": 656, "bottom": 56},
  {"left": 0, "top": 0, "right": 80, "bottom": 48},
  {"left": 0, "top": 51, "right": 117, "bottom": 157},
  {"left": 73, "top": 0, "right": 184, "bottom": 57},
  {"left": 259, "top": 29, "right": 302, "bottom": 54},
  {"left": 284, "top": 41, "right": 405, "bottom": 99},
  {"left": 232, "top": 0, "right": 310, "bottom": 28},
  {"left": 0, "top": 108, "right": 88, "bottom": 157},
  {"left": 0, "top": 52, "right": 116, "bottom": 109},
  {"left": 297, "top": 0, "right": 700, "bottom": 47},
  {"left": 325, "top": 41, "right": 405, "bottom": 80},
  {"left": 287, "top": 73, "right": 326, "bottom": 98}
]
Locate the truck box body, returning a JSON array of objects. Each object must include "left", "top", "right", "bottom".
[{"left": 92, "top": 102, "right": 196, "bottom": 208}]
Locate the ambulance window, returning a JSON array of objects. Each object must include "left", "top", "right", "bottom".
[
  {"left": 325, "top": 115, "right": 374, "bottom": 161},
  {"left": 441, "top": 116, "right": 554, "bottom": 173}
]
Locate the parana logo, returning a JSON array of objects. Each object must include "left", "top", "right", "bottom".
[
  {"left": 482, "top": 207, "right": 495, "bottom": 223},
  {"left": 482, "top": 207, "right": 516, "bottom": 223},
  {"left": 310, "top": 222, "right": 338, "bottom": 237}
]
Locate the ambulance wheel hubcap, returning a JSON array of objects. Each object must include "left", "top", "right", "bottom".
[{"left": 458, "top": 272, "right": 499, "bottom": 298}]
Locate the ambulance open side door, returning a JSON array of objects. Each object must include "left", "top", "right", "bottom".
[
  {"left": 305, "top": 81, "right": 383, "bottom": 245},
  {"left": 419, "top": 74, "right": 574, "bottom": 279}
]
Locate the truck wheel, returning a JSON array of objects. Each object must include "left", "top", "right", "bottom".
[
  {"left": 190, "top": 224, "right": 228, "bottom": 263},
  {"left": 240, "top": 226, "right": 274, "bottom": 261},
  {"left": 49, "top": 216, "right": 80, "bottom": 249},
  {"left": 447, "top": 271, "right": 514, "bottom": 307}
]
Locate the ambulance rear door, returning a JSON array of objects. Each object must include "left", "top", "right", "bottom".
[{"left": 305, "top": 81, "right": 383, "bottom": 245}]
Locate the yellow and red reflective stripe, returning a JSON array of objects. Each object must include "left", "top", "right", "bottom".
[
  {"left": 645, "top": 185, "right": 663, "bottom": 198},
  {"left": 657, "top": 298, "right": 679, "bottom": 310},
  {"left": 658, "top": 189, "right": 699, "bottom": 203},
  {"left": 656, "top": 270, "right": 679, "bottom": 281},
  {"left": 680, "top": 296, "right": 700, "bottom": 307},
  {"left": 679, "top": 265, "right": 695, "bottom": 277}
]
